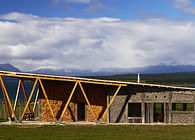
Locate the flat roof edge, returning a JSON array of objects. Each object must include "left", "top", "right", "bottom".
[{"left": 0, "top": 71, "right": 195, "bottom": 91}]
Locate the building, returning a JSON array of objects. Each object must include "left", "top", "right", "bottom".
[{"left": 0, "top": 71, "right": 195, "bottom": 124}]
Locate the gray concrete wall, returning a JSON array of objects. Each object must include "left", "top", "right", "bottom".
[
  {"left": 144, "top": 92, "right": 169, "bottom": 103},
  {"left": 172, "top": 93, "right": 194, "bottom": 103}
]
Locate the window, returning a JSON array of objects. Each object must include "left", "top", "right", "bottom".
[
  {"left": 128, "top": 103, "right": 141, "bottom": 117},
  {"left": 172, "top": 103, "right": 194, "bottom": 111}
]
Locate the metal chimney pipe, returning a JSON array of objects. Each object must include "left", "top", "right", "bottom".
[{"left": 137, "top": 73, "right": 140, "bottom": 83}]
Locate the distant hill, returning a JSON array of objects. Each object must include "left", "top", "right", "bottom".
[
  {"left": 92, "top": 72, "right": 195, "bottom": 85},
  {"left": 0, "top": 63, "right": 20, "bottom": 72},
  {"left": 29, "top": 64, "right": 195, "bottom": 76},
  {"left": 131, "top": 65, "right": 195, "bottom": 74},
  {"left": 30, "top": 68, "right": 95, "bottom": 76},
  {"left": 1, "top": 63, "right": 195, "bottom": 77}
]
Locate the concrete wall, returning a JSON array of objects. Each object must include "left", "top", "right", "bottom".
[{"left": 172, "top": 93, "right": 194, "bottom": 103}]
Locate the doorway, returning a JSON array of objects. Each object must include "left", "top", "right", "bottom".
[
  {"left": 153, "top": 103, "right": 164, "bottom": 123},
  {"left": 77, "top": 103, "right": 86, "bottom": 121}
]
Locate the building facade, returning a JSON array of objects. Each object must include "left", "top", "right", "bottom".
[
  {"left": 39, "top": 80, "right": 195, "bottom": 124},
  {"left": 0, "top": 71, "right": 195, "bottom": 124}
]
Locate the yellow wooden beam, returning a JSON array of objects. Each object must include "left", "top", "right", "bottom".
[
  {"left": 21, "top": 80, "right": 31, "bottom": 113},
  {"left": 33, "top": 88, "right": 39, "bottom": 113},
  {"left": 79, "top": 82, "right": 97, "bottom": 121},
  {"left": 0, "top": 80, "right": 11, "bottom": 119},
  {"left": 21, "top": 79, "right": 38, "bottom": 119},
  {"left": 13, "top": 80, "right": 21, "bottom": 112},
  {"left": 38, "top": 78, "right": 55, "bottom": 119},
  {"left": 58, "top": 81, "right": 78, "bottom": 122},
  {"left": 99, "top": 85, "right": 122, "bottom": 122},
  {"left": 0, "top": 73, "right": 127, "bottom": 87},
  {"left": 0, "top": 76, "right": 16, "bottom": 119}
]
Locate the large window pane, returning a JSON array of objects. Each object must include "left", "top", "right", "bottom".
[{"left": 128, "top": 103, "right": 141, "bottom": 117}]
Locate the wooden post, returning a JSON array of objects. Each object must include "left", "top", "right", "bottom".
[
  {"left": 33, "top": 88, "right": 39, "bottom": 113},
  {"left": 99, "top": 85, "right": 122, "bottom": 122},
  {"left": 0, "top": 83, "right": 11, "bottom": 119},
  {"left": 79, "top": 82, "right": 97, "bottom": 121},
  {"left": 21, "top": 79, "right": 38, "bottom": 119},
  {"left": 58, "top": 81, "right": 78, "bottom": 122},
  {"left": 38, "top": 79, "right": 55, "bottom": 120},
  {"left": 13, "top": 80, "right": 21, "bottom": 112},
  {"left": 0, "top": 76, "right": 16, "bottom": 119},
  {"left": 21, "top": 80, "right": 31, "bottom": 113}
]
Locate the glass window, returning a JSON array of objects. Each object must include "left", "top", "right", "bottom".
[
  {"left": 172, "top": 103, "right": 194, "bottom": 111},
  {"left": 128, "top": 103, "right": 141, "bottom": 117}
]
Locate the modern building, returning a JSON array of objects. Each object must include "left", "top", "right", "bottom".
[{"left": 0, "top": 71, "right": 195, "bottom": 124}]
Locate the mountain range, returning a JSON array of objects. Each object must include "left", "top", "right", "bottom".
[
  {"left": 0, "top": 63, "right": 20, "bottom": 72},
  {"left": 1, "top": 63, "right": 195, "bottom": 76}
]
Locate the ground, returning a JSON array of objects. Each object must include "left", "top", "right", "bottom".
[{"left": 0, "top": 125, "right": 195, "bottom": 140}]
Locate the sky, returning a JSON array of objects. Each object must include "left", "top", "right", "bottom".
[{"left": 1, "top": 0, "right": 195, "bottom": 71}]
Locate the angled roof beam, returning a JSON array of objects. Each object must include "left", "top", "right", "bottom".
[
  {"left": 0, "top": 76, "right": 17, "bottom": 121},
  {"left": 21, "top": 79, "right": 38, "bottom": 121},
  {"left": 38, "top": 78, "right": 55, "bottom": 121},
  {"left": 58, "top": 81, "right": 78, "bottom": 123},
  {"left": 99, "top": 85, "right": 122, "bottom": 123}
]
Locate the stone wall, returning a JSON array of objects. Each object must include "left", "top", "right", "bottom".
[
  {"left": 109, "top": 88, "right": 130, "bottom": 123},
  {"left": 109, "top": 86, "right": 195, "bottom": 124},
  {"left": 40, "top": 80, "right": 107, "bottom": 122},
  {"left": 171, "top": 112, "right": 195, "bottom": 123}
]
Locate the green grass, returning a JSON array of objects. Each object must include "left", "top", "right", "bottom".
[
  {"left": 0, "top": 125, "right": 195, "bottom": 140},
  {"left": 0, "top": 119, "right": 8, "bottom": 122}
]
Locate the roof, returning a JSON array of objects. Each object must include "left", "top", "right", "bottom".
[{"left": 0, "top": 71, "right": 195, "bottom": 91}]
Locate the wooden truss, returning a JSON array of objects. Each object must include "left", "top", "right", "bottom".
[{"left": 0, "top": 72, "right": 127, "bottom": 123}]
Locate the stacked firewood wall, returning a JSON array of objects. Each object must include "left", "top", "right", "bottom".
[
  {"left": 40, "top": 80, "right": 75, "bottom": 122},
  {"left": 87, "top": 85, "right": 107, "bottom": 122},
  {"left": 40, "top": 80, "right": 107, "bottom": 122}
]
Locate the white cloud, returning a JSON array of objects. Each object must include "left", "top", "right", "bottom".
[
  {"left": 167, "top": 0, "right": 195, "bottom": 15},
  {"left": 1, "top": 12, "right": 195, "bottom": 71}
]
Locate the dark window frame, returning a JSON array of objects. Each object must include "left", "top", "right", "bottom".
[
  {"left": 172, "top": 103, "right": 194, "bottom": 111},
  {"left": 128, "top": 103, "right": 142, "bottom": 117}
]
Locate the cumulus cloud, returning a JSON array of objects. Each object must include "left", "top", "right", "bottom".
[
  {"left": 167, "top": 0, "right": 195, "bottom": 15},
  {"left": 1, "top": 12, "right": 195, "bottom": 71}
]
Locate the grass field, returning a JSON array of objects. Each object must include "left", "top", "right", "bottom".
[{"left": 0, "top": 125, "right": 195, "bottom": 140}]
